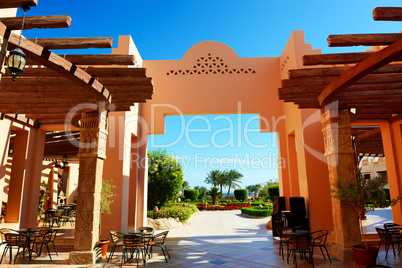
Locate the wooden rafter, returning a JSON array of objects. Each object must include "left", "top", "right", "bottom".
[
  {"left": 303, "top": 52, "right": 377, "bottom": 65},
  {"left": 318, "top": 38, "right": 402, "bottom": 106},
  {"left": 328, "top": 33, "right": 402, "bottom": 47},
  {"left": 1, "top": 24, "right": 111, "bottom": 103},
  {"left": 373, "top": 7, "right": 402, "bottom": 21},
  {"left": 27, "top": 37, "right": 113, "bottom": 49},
  {"left": 0, "top": 113, "right": 39, "bottom": 128},
  {"left": 25, "top": 54, "right": 136, "bottom": 66},
  {"left": 0, "top": 0, "right": 37, "bottom": 9},
  {"left": 0, "top": 15, "right": 71, "bottom": 30}
]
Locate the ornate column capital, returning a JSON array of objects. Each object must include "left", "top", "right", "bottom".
[
  {"left": 78, "top": 111, "right": 108, "bottom": 159},
  {"left": 321, "top": 109, "right": 354, "bottom": 156}
]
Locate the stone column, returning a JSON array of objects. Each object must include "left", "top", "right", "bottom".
[
  {"left": 321, "top": 108, "right": 360, "bottom": 261},
  {"left": 69, "top": 111, "right": 108, "bottom": 264}
]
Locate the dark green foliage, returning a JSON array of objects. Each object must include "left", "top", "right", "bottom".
[
  {"left": 208, "top": 187, "right": 221, "bottom": 204},
  {"left": 184, "top": 189, "right": 199, "bottom": 201},
  {"left": 234, "top": 189, "right": 247, "bottom": 202},
  {"left": 148, "top": 149, "right": 184, "bottom": 209},
  {"left": 268, "top": 185, "right": 280, "bottom": 199},
  {"left": 383, "top": 188, "right": 390, "bottom": 201},
  {"left": 194, "top": 186, "right": 207, "bottom": 199},
  {"left": 241, "top": 206, "right": 272, "bottom": 217}
]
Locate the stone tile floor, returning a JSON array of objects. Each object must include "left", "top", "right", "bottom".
[
  {"left": 0, "top": 209, "right": 401, "bottom": 267},
  {"left": 0, "top": 234, "right": 401, "bottom": 267}
]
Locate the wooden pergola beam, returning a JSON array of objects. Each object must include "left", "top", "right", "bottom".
[
  {"left": 288, "top": 64, "right": 402, "bottom": 78},
  {"left": 1, "top": 24, "right": 111, "bottom": 102},
  {"left": 4, "top": 66, "right": 148, "bottom": 78},
  {"left": 27, "top": 37, "right": 113, "bottom": 49},
  {"left": 303, "top": 52, "right": 378, "bottom": 65},
  {"left": 318, "top": 38, "right": 402, "bottom": 106},
  {"left": 328, "top": 33, "right": 402, "bottom": 47},
  {"left": 0, "top": 113, "right": 39, "bottom": 128},
  {"left": 0, "top": 15, "right": 71, "bottom": 30},
  {"left": 25, "top": 54, "right": 136, "bottom": 66},
  {"left": 373, "top": 7, "right": 402, "bottom": 21},
  {"left": 0, "top": 0, "right": 37, "bottom": 9}
]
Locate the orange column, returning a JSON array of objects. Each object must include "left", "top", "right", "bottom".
[
  {"left": 19, "top": 128, "right": 46, "bottom": 228},
  {"left": 128, "top": 136, "right": 139, "bottom": 229},
  {"left": 381, "top": 120, "right": 402, "bottom": 224},
  {"left": 5, "top": 129, "right": 28, "bottom": 223},
  {"left": 321, "top": 109, "right": 360, "bottom": 262},
  {"left": 69, "top": 111, "right": 108, "bottom": 264},
  {"left": 0, "top": 119, "right": 11, "bottom": 205}
]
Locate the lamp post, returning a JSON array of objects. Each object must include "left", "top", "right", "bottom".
[
  {"left": 7, "top": 4, "right": 30, "bottom": 82},
  {"left": 62, "top": 155, "right": 69, "bottom": 167}
]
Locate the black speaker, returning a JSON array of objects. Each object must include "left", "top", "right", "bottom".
[
  {"left": 272, "top": 196, "right": 286, "bottom": 215},
  {"left": 289, "top": 197, "right": 306, "bottom": 220}
]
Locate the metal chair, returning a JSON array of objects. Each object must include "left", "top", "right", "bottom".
[
  {"left": 148, "top": 231, "right": 171, "bottom": 262},
  {"left": 309, "top": 229, "right": 331, "bottom": 262},
  {"left": 32, "top": 229, "right": 58, "bottom": 260},
  {"left": 277, "top": 227, "right": 292, "bottom": 260},
  {"left": 376, "top": 227, "right": 400, "bottom": 259},
  {"left": 1, "top": 232, "right": 31, "bottom": 264},
  {"left": 108, "top": 230, "right": 125, "bottom": 262},
  {"left": 121, "top": 234, "right": 146, "bottom": 267},
  {"left": 287, "top": 234, "right": 313, "bottom": 268},
  {"left": 137, "top": 226, "right": 154, "bottom": 258}
]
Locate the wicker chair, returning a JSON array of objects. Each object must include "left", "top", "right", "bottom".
[
  {"left": 376, "top": 227, "right": 401, "bottom": 258},
  {"left": 287, "top": 234, "right": 313, "bottom": 268},
  {"left": 1, "top": 232, "right": 31, "bottom": 264},
  {"left": 32, "top": 229, "right": 58, "bottom": 260},
  {"left": 309, "top": 229, "right": 331, "bottom": 262},
  {"left": 277, "top": 227, "right": 292, "bottom": 260},
  {"left": 108, "top": 230, "right": 125, "bottom": 262},
  {"left": 148, "top": 231, "right": 171, "bottom": 262},
  {"left": 121, "top": 234, "right": 146, "bottom": 267}
]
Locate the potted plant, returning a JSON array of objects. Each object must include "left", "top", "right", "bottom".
[
  {"left": 330, "top": 173, "right": 400, "bottom": 266},
  {"left": 97, "top": 179, "right": 116, "bottom": 258}
]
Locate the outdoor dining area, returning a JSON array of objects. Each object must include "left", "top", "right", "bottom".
[
  {"left": 0, "top": 227, "right": 58, "bottom": 264},
  {"left": 107, "top": 227, "right": 170, "bottom": 267},
  {"left": 40, "top": 204, "right": 76, "bottom": 229}
]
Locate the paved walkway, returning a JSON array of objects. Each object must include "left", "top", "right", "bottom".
[{"left": 0, "top": 210, "right": 401, "bottom": 267}]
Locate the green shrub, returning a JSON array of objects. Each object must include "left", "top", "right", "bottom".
[
  {"left": 251, "top": 200, "right": 266, "bottom": 206},
  {"left": 241, "top": 206, "right": 272, "bottom": 217},
  {"left": 147, "top": 210, "right": 154, "bottom": 219},
  {"left": 234, "top": 189, "right": 247, "bottom": 202},
  {"left": 268, "top": 185, "right": 280, "bottom": 199},
  {"left": 152, "top": 204, "right": 197, "bottom": 222},
  {"left": 148, "top": 149, "right": 184, "bottom": 209},
  {"left": 184, "top": 189, "right": 199, "bottom": 201}
]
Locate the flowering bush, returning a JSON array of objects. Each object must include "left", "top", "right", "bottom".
[
  {"left": 196, "top": 203, "right": 252, "bottom": 211},
  {"left": 151, "top": 204, "right": 197, "bottom": 222}
]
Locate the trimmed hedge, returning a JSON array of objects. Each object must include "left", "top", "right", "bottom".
[
  {"left": 241, "top": 206, "right": 272, "bottom": 217},
  {"left": 234, "top": 189, "right": 247, "bottom": 202},
  {"left": 268, "top": 185, "right": 279, "bottom": 199},
  {"left": 184, "top": 189, "right": 199, "bottom": 201}
]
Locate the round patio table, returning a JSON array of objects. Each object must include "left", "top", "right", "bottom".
[{"left": 282, "top": 229, "right": 309, "bottom": 236}]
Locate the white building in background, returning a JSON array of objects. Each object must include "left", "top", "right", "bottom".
[{"left": 360, "top": 157, "right": 388, "bottom": 181}]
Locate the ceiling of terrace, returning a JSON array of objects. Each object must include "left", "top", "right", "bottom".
[
  {"left": 279, "top": 7, "right": 402, "bottom": 123},
  {"left": 0, "top": 0, "right": 154, "bottom": 127}
]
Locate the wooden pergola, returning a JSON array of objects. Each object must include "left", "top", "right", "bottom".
[
  {"left": 279, "top": 7, "right": 402, "bottom": 122},
  {"left": 278, "top": 6, "right": 402, "bottom": 261},
  {"left": 0, "top": 0, "right": 153, "bottom": 127}
]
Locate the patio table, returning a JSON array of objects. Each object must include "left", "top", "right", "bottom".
[{"left": 17, "top": 228, "right": 40, "bottom": 260}]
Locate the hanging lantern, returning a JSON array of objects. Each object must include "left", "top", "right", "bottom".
[
  {"left": 62, "top": 155, "right": 69, "bottom": 166},
  {"left": 7, "top": 48, "right": 26, "bottom": 82},
  {"left": 6, "top": 4, "right": 30, "bottom": 82}
]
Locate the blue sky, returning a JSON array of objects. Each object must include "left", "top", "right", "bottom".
[{"left": 19, "top": 0, "right": 402, "bottom": 190}]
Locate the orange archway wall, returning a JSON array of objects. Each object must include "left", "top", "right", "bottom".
[{"left": 133, "top": 31, "right": 334, "bottom": 233}]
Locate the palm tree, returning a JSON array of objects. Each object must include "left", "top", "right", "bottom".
[
  {"left": 245, "top": 185, "right": 254, "bottom": 196},
  {"left": 226, "top": 169, "right": 243, "bottom": 196},
  {"left": 204, "top": 170, "right": 222, "bottom": 188},
  {"left": 181, "top": 181, "right": 190, "bottom": 191}
]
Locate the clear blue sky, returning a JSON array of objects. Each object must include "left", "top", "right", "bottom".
[{"left": 20, "top": 1, "right": 401, "bottom": 190}]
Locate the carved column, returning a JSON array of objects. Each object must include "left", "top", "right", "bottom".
[
  {"left": 321, "top": 108, "right": 360, "bottom": 261},
  {"left": 69, "top": 111, "right": 108, "bottom": 264}
]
